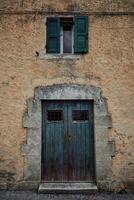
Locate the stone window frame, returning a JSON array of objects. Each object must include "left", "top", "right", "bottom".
[{"left": 22, "top": 84, "right": 115, "bottom": 190}]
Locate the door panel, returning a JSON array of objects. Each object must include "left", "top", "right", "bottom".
[
  {"left": 67, "top": 101, "right": 94, "bottom": 181},
  {"left": 42, "top": 101, "right": 66, "bottom": 180},
  {"left": 42, "top": 100, "right": 95, "bottom": 182}
]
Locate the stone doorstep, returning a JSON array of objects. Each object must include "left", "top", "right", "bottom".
[{"left": 38, "top": 182, "right": 98, "bottom": 193}]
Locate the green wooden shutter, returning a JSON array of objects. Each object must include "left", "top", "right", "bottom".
[
  {"left": 46, "top": 17, "right": 60, "bottom": 53},
  {"left": 74, "top": 16, "right": 88, "bottom": 53}
]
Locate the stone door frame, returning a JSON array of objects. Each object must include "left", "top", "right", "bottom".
[{"left": 22, "top": 84, "right": 115, "bottom": 189}]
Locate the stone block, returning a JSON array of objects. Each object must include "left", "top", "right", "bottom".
[
  {"left": 24, "top": 155, "right": 41, "bottom": 181},
  {"left": 95, "top": 114, "right": 112, "bottom": 128},
  {"left": 23, "top": 112, "right": 41, "bottom": 128}
]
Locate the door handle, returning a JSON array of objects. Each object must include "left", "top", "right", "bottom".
[{"left": 64, "top": 134, "right": 71, "bottom": 142}]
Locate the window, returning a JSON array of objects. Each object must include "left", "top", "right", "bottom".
[
  {"left": 46, "top": 16, "right": 88, "bottom": 54},
  {"left": 72, "top": 110, "right": 89, "bottom": 122},
  {"left": 47, "top": 110, "right": 63, "bottom": 121}
]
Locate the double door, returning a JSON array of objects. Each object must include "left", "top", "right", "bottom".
[{"left": 42, "top": 100, "right": 95, "bottom": 182}]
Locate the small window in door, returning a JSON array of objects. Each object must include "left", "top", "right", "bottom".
[
  {"left": 72, "top": 110, "right": 89, "bottom": 122},
  {"left": 47, "top": 110, "right": 63, "bottom": 121}
]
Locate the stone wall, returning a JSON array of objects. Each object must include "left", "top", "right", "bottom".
[{"left": 0, "top": 0, "right": 134, "bottom": 191}]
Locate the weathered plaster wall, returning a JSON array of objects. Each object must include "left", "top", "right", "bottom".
[
  {"left": 0, "top": 1, "right": 134, "bottom": 190},
  {"left": 0, "top": 0, "right": 134, "bottom": 12}
]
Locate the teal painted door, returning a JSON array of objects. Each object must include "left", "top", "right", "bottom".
[{"left": 42, "top": 100, "right": 95, "bottom": 182}]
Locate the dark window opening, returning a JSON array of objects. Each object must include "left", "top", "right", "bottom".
[
  {"left": 61, "top": 18, "right": 73, "bottom": 54},
  {"left": 72, "top": 110, "right": 89, "bottom": 122},
  {"left": 63, "top": 25, "right": 72, "bottom": 53},
  {"left": 47, "top": 110, "right": 63, "bottom": 121}
]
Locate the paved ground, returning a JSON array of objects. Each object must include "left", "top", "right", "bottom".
[{"left": 0, "top": 191, "right": 134, "bottom": 200}]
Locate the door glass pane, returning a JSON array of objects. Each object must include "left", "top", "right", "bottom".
[
  {"left": 63, "top": 25, "right": 72, "bottom": 53},
  {"left": 72, "top": 110, "right": 89, "bottom": 122},
  {"left": 47, "top": 110, "right": 63, "bottom": 121}
]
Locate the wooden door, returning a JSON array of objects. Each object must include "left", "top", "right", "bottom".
[{"left": 42, "top": 100, "right": 95, "bottom": 182}]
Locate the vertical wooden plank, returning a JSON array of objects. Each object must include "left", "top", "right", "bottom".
[
  {"left": 68, "top": 101, "right": 77, "bottom": 180},
  {"left": 63, "top": 102, "right": 68, "bottom": 181},
  {"left": 77, "top": 102, "right": 82, "bottom": 180},
  {"left": 67, "top": 102, "right": 71, "bottom": 180},
  {"left": 80, "top": 102, "right": 85, "bottom": 180},
  {"left": 89, "top": 101, "right": 95, "bottom": 181}
]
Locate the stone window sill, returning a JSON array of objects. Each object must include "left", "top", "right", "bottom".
[{"left": 38, "top": 50, "right": 81, "bottom": 60}]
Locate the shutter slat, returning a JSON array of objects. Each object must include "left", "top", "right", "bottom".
[
  {"left": 74, "top": 16, "right": 88, "bottom": 53},
  {"left": 46, "top": 18, "right": 60, "bottom": 53}
]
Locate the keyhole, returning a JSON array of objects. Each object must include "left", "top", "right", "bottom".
[{"left": 68, "top": 135, "right": 71, "bottom": 142}]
